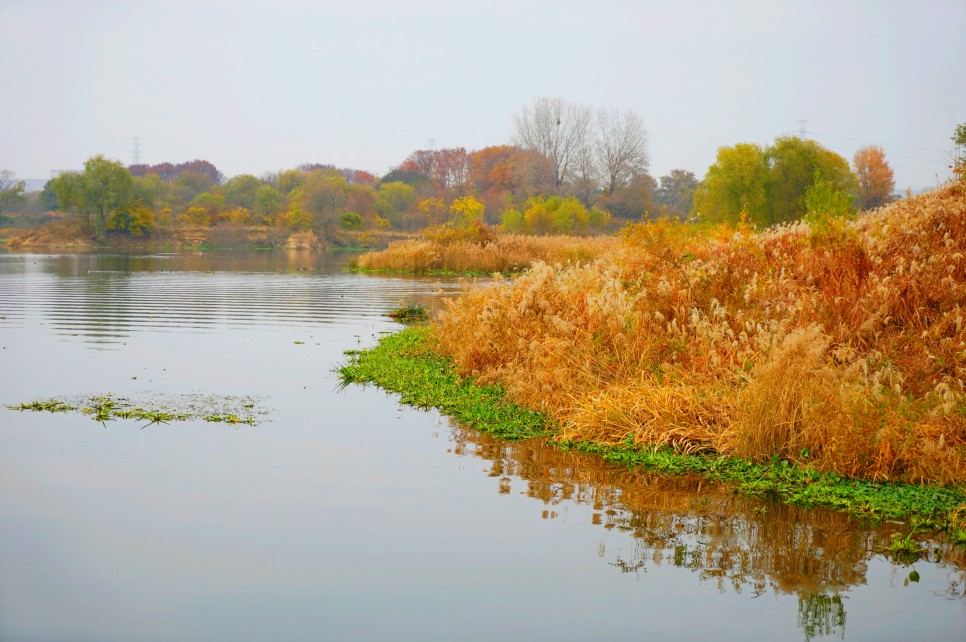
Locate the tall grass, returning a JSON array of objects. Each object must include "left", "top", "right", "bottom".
[
  {"left": 430, "top": 180, "right": 966, "bottom": 484},
  {"left": 351, "top": 223, "right": 619, "bottom": 274}
]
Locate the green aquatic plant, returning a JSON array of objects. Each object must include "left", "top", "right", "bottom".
[
  {"left": 888, "top": 531, "right": 926, "bottom": 564},
  {"left": 15, "top": 400, "right": 76, "bottom": 413},
  {"left": 388, "top": 304, "right": 429, "bottom": 325},
  {"left": 8, "top": 393, "right": 265, "bottom": 428}
]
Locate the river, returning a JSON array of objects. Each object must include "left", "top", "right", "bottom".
[{"left": 0, "top": 250, "right": 962, "bottom": 641}]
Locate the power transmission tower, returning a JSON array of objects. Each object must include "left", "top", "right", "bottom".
[
  {"left": 797, "top": 120, "right": 809, "bottom": 138},
  {"left": 132, "top": 137, "right": 142, "bottom": 165}
]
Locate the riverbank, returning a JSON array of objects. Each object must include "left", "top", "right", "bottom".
[
  {"left": 340, "top": 326, "right": 966, "bottom": 539},
  {"left": 1, "top": 221, "right": 411, "bottom": 251}
]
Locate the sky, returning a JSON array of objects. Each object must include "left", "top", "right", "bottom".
[{"left": 1, "top": 0, "right": 963, "bottom": 191}]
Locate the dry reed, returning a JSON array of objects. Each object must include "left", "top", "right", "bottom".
[
  {"left": 353, "top": 224, "right": 619, "bottom": 274},
  {"left": 431, "top": 180, "right": 966, "bottom": 484}
]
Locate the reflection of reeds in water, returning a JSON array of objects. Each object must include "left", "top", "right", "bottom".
[
  {"left": 446, "top": 422, "right": 966, "bottom": 601},
  {"left": 435, "top": 182, "right": 966, "bottom": 484}
]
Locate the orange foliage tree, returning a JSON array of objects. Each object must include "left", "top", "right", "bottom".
[{"left": 852, "top": 145, "right": 895, "bottom": 210}]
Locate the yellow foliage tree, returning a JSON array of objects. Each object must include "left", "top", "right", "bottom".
[
  {"left": 448, "top": 195, "right": 485, "bottom": 229},
  {"left": 178, "top": 206, "right": 212, "bottom": 226}
]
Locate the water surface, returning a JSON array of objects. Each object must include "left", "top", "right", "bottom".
[{"left": 0, "top": 250, "right": 962, "bottom": 641}]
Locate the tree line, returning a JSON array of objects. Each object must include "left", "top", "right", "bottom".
[{"left": 2, "top": 99, "right": 943, "bottom": 243}]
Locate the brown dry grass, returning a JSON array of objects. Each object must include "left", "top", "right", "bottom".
[
  {"left": 430, "top": 180, "right": 966, "bottom": 484},
  {"left": 352, "top": 223, "right": 619, "bottom": 273}
]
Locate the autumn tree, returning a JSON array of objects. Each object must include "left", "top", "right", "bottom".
[
  {"left": 132, "top": 160, "right": 223, "bottom": 184},
  {"left": 50, "top": 155, "right": 134, "bottom": 240},
  {"left": 596, "top": 108, "right": 649, "bottom": 194},
  {"left": 447, "top": 195, "right": 485, "bottom": 229},
  {"left": 852, "top": 145, "right": 895, "bottom": 209},
  {"left": 169, "top": 172, "right": 216, "bottom": 210},
  {"left": 108, "top": 203, "right": 155, "bottom": 236},
  {"left": 293, "top": 172, "right": 348, "bottom": 236},
  {"left": 276, "top": 169, "right": 307, "bottom": 196},
  {"left": 507, "top": 149, "right": 556, "bottom": 202},
  {"left": 346, "top": 184, "right": 377, "bottom": 223},
  {"left": 430, "top": 148, "right": 470, "bottom": 191},
  {"left": 514, "top": 97, "right": 593, "bottom": 189},
  {"left": 468, "top": 145, "right": 518, "bottom": 195},
  {"left": 381, "top": 163, "right": 428, "bottom": 188},
  {"left": 654, "top": 169, "right": 698, "bottom": 219},
  {"left": 596, "top": 172, "right": 657, "bottom": 220},
  {"left": 0, "top": 170, "right": 26, "bottom": 214}
]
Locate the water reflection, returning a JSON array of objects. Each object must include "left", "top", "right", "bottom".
[
  {"left": 0, "top": 250, "right": 459, "bottom": 348},
  {"left": 445, "top": 423, "right": 965, "bottom": 638}
]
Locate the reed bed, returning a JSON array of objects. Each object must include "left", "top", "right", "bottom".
[
  {"left": 432, "top": 181, "right": 966, "bottom": 484},
  {"left": 351, "top": 225, "right": 619, "bottom": 274}
]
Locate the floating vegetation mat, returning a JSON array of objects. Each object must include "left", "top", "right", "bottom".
[{"left": 7, "top": 393, "right": 268, "bottom": 427}]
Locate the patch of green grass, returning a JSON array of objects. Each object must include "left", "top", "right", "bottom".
[
  {"left": 346, "top": 265, "right": 519, "bottom": 278},
  {"left": 337, "top": 327, "right": 966, "bottom": 535},
  {"left": 338, "top": 326, "right": 547, "bottom": 440}
]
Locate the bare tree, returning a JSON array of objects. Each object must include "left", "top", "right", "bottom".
[
  {"left": 596, "top": 109, "right": 649, "bottom": 193},
  {"left": 571, "top": 134, "right": 600, "bottom": 205},
  {"left": 514, "top": 97, "right": 593, "bottom": 189},
  {"left": 0, "top": 170, "right": 26, "bottom": 214}
]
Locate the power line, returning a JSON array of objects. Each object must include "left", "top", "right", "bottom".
[{"left": 809, "top": 131, "right": 947, "bottom": 153}]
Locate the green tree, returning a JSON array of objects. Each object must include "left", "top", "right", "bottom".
[
  {"left": 0, "top": 170, "right": 26, "bottom": 214},
  {"left": 374, "top": 181, "right": 416, "bottom": 228},
  {"left": 132, "top": 174, "right": 167, "bottom": 210},
  {"left": 224, "top": 174, "right": 262, "bottom": 209},
  {"left": 189, "top": 192, "right": 226, "bottom": 219},
  {"left": 694, "top": 137, "right": 855, "bottom": 226},
  {"left": 340, "top": 211, "right": 364, "bottom": 230},
  {"left": 764, "top": 136, "right": 854, "bottom": 225},
  {"left": 805, "top": 173, "right": 853, "bottom": 220},
  {"left": 501, "top": 208, "right": 524, "bottom": 233},
  {"left": 693, "top": 143, "right": 769, "bottom": 224},
  {"left": 39, "top": 179, "right": 60, "bottom": 211},
  {"left": 253, "top": 185, "right": 282, "bottom": 222},
  {"left": 952, "top": 123, "right": 966, "bottom": 169},
  {"left": 50, "top": 155, "right": 135, "bottom": 240}
]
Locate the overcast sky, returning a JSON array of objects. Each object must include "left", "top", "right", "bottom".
[{"left": 1, "top": 0, "right": 963, "bottom": 190}]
